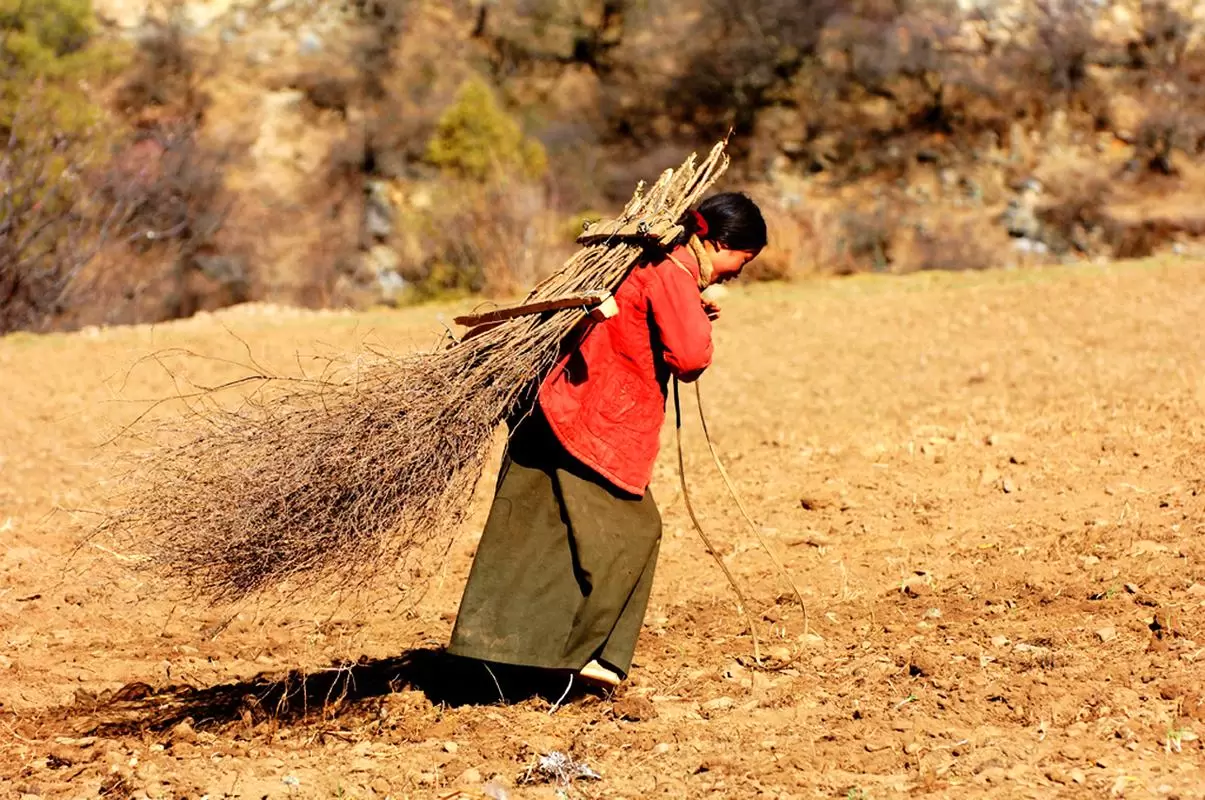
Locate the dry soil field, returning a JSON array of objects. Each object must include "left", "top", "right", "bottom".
[{"left": 2, "top": 259, "right": 1205, "bottom": 799}]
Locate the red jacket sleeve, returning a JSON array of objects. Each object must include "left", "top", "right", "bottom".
[{"left": 646, "top": 260, "right": 714, "bottom": 383}]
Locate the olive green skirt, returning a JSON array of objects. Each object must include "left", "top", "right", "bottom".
[{"left": 447, "top": 412, "right": 662, "bottom": 677}]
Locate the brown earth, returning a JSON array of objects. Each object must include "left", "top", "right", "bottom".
[{"left": 2, "top": 260, "right": 1204, "bottom": 799}]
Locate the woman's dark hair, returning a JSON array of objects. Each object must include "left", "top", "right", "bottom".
[{"left": 673, "top": 192, "right": 768, "bottom": 252}]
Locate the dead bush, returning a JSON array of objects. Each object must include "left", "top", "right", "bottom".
[
  {"left": 604, "top": 0, "right": 849, "bottom": 144},
  {"left": 895, "top": 218, "right": 1010, "bottom": 272},
  {"left": 1136, "top": 109, "right": 1185, "bottom": 175},
  {"left": 766, "top": 199, "right": 913, "bottom": 275},
  {"left": 116, "top": 16, "right": 209, "bottom": 118},
  {"left": 834, "top": 205, "right": 897, "bottom": 273},
  {"left": 595, "top": 143, "right": 696, "bottom": 204},
  {"left": 1035, "top": 173, "right": 1113, "bottom": 256},
  {"left": 100, "top": 122, "right": 231, "bottom": 255},
  {"left": 1029, "top": 0, "right": 1095, "bottom": 95},
  {"left": 793, "top": 195, "right": 1016, "bottom": 275},
  {"left": 398, "top": 179, "right": 564, "bottom": 299},
  {"left": 364, "top": 101, "right": 440, "bottom": 178},
  {"left": 293, "top": 70, "right": 359, "bottom": 115},
  {"left": 739, "top": 195, "right": 821, "bottom": 281},
  {"left": 327, "top": 127, "right": 371, "bottom": 186},
  {"left": 72, "top": 121, "right": 241, "bottom": 326},
  {"left": 1130, "top": 1, "right": 1195, "bottom": 70},
  {"left": 360, "top": 45, "right": 466, "bottom": 179},
  {"left": 981, "top": 0, "right": 1112, "bottom": 135},
  {"left": 540, "top": 120, "right": 609, "bottom": 211},
  {"left": 0, "top": 112, "right": 133, "bottom": 333},
  {"left": 471, "top": 0, "right": 629, "bottom": 78},
  {"left": 351, "top": 0, "right": 410, "bottom": 99},
  {"left": 1129, "top": 29, "right": 1205, "bottom": 176},
  {"left": 1107, "top": 220, "right": 1167, "bottom": 261}
]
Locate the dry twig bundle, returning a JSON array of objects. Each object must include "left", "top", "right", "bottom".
[{"left": 108, "top": 142, "right": 730, "bottom": 603}]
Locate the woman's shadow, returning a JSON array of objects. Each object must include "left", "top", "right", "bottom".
[{"left": 61, "top": 649, "right": 594, "bottom": 737}]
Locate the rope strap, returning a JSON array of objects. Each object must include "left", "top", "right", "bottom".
[{"left": 673, "top": 378, "right": 810, "bottom": 670}]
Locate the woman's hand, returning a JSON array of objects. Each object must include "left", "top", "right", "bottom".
[{"left": 702, "top": 299, "right": 721, "bottom": 322}]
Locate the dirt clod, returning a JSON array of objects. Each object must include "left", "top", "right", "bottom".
[
  {"left": 1161, "top": 682, "right": 1189, "bottom": 701},
  {"left": 613, "top": 696, "right": 658, "bottom": 722},
  {"left": 169, "top": 721, "right": 197, "bottom": 745},
  {"left": 907, "top": 652, "right": 940, "bottom": 678},
  {"left": 700, "top": 697, "right": 734, "bottom": 718},
  {"left": 1183, "top": 693, "right": 1205, "bottom": 724}
]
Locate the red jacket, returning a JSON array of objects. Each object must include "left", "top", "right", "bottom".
[{"left": 539, "top": 246, "right": 713, "bottom": 495}]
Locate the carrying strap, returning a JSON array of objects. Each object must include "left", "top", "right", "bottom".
[
  {"left": 673, "top": 378, "right": 762, "bottom": 665},
  {"left": 673, "top": 377, "right": 812, "bottom": 672},
  {"left": 666, "top": 236, "right": 714, "bottom": 290}
]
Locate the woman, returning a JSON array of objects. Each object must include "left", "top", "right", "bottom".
[{"left": 448, "top": 192, "right": 768, "bottom": 691}]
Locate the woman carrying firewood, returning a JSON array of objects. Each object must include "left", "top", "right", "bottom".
[{"left": 448, "top": 192, "right": 768, "bottom": 691}]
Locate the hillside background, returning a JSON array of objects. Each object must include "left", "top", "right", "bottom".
[{"left": 2, "top": 0, "right": 1203, "bottom": 332}]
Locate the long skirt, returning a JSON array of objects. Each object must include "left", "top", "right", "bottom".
[{"left": 447, "top": 410, "right": 662, "bottom": 677}]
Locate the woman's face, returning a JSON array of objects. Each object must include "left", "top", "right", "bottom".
[{"left": 706, "top": 242, "right": 761, "bottom": 284}]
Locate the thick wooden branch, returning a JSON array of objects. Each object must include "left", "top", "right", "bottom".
[
  {"left": 575, "top": 216, "right": 682, "bottom": 247},
  {"left": 453, "top": 289, "right": 612, "bottom": 328}
]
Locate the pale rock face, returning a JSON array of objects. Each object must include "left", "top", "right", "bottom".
[
  {"left": 93, "top": 0, "right": 251, "bottom": 31},
  {"left": 1107, "top": 94, "right": 1147, "bottom": 142},
  {"left": 90, "top": 0, "right": 152, "bottom": 29},
  {"left": 182, "top": 0, "right": 243, "bottom": 31},
  {"left": 248, "top": 90, "right": 312, "bottom": 183},
  {"left": 214, "top": 0, "right": 267, "bottom": 31}
]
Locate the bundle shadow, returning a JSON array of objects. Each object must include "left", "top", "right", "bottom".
[{"left": 53, "top": 649, "right": 595, "bottom": 737}]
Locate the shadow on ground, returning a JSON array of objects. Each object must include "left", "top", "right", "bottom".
[{"left": 40, "top": 649, "right": 590, "bottom": 737}]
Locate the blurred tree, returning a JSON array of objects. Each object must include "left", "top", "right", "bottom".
[
  {"left": 0, "top": 0, "right": 126, "bottom": 133},
  {"left": 0, "top": 99, "right": 135, "bottom": 332},
  {"left": 426, "top": 75, "right": 548, "bottom": 181}
]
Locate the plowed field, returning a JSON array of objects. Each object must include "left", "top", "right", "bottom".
[{"left": 3, "top": 259, "right": 1204, "bottom": 799}]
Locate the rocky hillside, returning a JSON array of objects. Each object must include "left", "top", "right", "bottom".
[{"left": 4, "top": 0, "right": 1204, "bottom": 332}]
